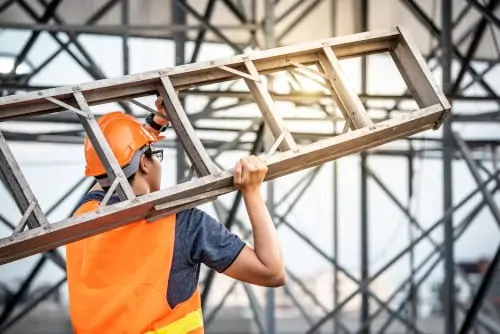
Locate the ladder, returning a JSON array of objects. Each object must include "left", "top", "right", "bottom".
[{"left": 0, "top": 26, "right": 450, "bottom": 265}]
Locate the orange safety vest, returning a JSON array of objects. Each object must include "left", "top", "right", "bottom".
[{"left": 66, "top": 199, "right": 204, "bottom": 334}]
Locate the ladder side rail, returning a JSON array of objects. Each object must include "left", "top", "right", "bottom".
[{"left": 0, "top": 30, "right": 400, "bottom": 120}]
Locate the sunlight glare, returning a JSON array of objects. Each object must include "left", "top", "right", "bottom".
[{"left": 0, "top": 56, "right": 31, "bottom": 75}]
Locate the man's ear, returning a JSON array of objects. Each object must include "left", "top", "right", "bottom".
[{"left": 139, "top": 154, "right": 150, "bottom": 174}]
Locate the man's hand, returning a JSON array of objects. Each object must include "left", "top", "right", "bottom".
[
  {"left": 233, "top": 155, "right": 268, "bottom": 194},
  {"left": 153, "top": 96, "right": 170, "bottom": 127}
]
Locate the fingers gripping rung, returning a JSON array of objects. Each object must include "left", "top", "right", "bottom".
[
  {"left": 72, "top": 92, "right": 136, "bottom": 201},
  {"left": 243, "top": 60, "right": 297, "bottom": 152},
  {"left": 318, "top": 46, "right": 373, "bottom": 129}
]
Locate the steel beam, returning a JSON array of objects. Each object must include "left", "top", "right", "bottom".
[
  {"left": 439, "top": 0, "right": 456, "bottom": 332},
  {"left": 467, "top": 0, "right": 500, "bottom": 28},
  {"left": 458, "top": 242, "right": 500, "bottom": 334},
  {"left": 304, "top": 168, "right": 500, "bottom": 333},
  {"left": 368, "top": 182, "right": 500, "bottom": 333},
  {"left": 358, "top": 1, "right": 370, "bottom": 332},
  {"left": 454, "top": 132, "right": 500, "bottom": 228},
  {"left": 401, "top": 0, "right": 499, "bottom": 101}
]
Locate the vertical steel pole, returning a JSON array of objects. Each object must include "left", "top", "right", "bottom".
[
  {"left": 441, "top": 0, "right": 455, "bottom": 333},
  {"left": 333, "top": 128, "right": 340, "bottom": 333},
  {"left": 121, "top": 0, "right": 129, "bottom": 76},
  {"left": 358, "top": 0, "right": 370, "bottom": 333},
  {"left": 330, "top": 2, "right": 340, "bottom": 332},
  {"left": 264, "top": 1, "right": 276, "bottom": 333},
  {"left": 172, "top": 0, "right": 187, "bottom": 183},
  {"left": 407, "top": 147, "right": 418, "bottom": 330},
  {"left": 458, "top": 243, "right": 500, "bottom": 334}
]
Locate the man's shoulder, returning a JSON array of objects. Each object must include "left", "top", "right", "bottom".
[{"left": 176, "top": 207, "right": 208, "bottom": 220}]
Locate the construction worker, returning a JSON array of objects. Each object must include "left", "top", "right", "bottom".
[{"left": 65, "top": 95, "right": 285, "bottom": 334}]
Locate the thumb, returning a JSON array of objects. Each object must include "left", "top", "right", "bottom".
[{"left": 234, "top": 161, "right": 242, "bottom": 184}]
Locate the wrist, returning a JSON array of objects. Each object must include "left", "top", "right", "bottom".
[
  {"left": 146, "top": 113, "right": 168, "bottom": 132},
  {"left": 153, "top": 114, "right": 168, "bottom": 126},
  {"left": 241, "top": 186, "right": 263, "bottom": 198}
]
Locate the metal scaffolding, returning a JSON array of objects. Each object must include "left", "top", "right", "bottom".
[{"left": 0, "top": 0, "right": 499, "bottom": 333}]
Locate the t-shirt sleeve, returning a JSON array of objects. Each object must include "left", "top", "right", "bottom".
[{"left": 180, "top": 208, "right": 246, "bottom": 273}]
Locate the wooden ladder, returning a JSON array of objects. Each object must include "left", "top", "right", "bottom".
[{"left": 0, "top": 26, "right": 450, "bottom": 265}]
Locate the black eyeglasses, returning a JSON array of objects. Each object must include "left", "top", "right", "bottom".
[
  {"left": 145, "top": 146, "right": 163, "bottom": 162},
  {"left": 151, "top": 149, "right": 163, "bottom": 162}
]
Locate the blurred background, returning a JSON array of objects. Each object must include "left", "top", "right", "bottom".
[{"left": 0, "top": 0, "right": 499, "bottom": 333}]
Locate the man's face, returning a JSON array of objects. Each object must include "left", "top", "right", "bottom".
[
  {"left": 149, "top": 153, "right": 162, "bottom": 192},
  {"left": 146, "top": 146, "right": 163, "bottom": 192}
]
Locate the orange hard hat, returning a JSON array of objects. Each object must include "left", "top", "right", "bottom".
[{"left": 84, "top": 111, "right": 162, "bottom": 185}]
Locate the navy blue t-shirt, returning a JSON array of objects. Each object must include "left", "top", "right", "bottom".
[{"left": 74, "top": 190, "right": 246, "bottom": 308}]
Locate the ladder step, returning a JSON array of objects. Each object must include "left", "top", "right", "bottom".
[
  {"left": 243, "top": 60, "right": 298, "bottom": 152},
  {"left": 0, "top": 131, "right": 48, "bottom": 232},
  {"left": 390, "top": 26, "right": 451, "bottom": 114},
  {"left": 158, "top": 76, "right": 219, "bottom": 177},
  {"left": 72, "top": 92, "right": 136, "bottom": 201},
  {"left": 0, "top": 27, "right": 450, "bottom": 265},
  {"left": 318, "top": 46, "right": 373, "bottom": 129}
]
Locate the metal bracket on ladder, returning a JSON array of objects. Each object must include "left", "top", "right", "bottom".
[{"left": 0, "top": 26, "right": 450, "bottom": 265}]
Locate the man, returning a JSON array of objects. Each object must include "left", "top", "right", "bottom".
[{"left": 66, "top": 95, "right": 285, "bottom": 334}]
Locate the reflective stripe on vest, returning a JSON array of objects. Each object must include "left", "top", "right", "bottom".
[{"left": 146, "top": 309, "right": 203, "bottom": 334}]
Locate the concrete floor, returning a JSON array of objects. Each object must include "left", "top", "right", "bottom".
[{"left": 2, "top": 302, "right": 500, "bottom": 334}]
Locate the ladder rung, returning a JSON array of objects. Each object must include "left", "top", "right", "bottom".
[
  {"left": 73, "top": 92, "right": 136, "bottom": 201},
  {"left": 318, "top": 46, "right": 373, "bottom": 129},
  {"left": 390, "top": 26, "right": 450, "bottom": 115},
  {"left": 158, "top": 76, "right": 219, "bottom": 177},
  {"left": 0, "top": 131, "right": 48, "bottom": 231},
  {"left": 244, "top": 60, "right": 298, "bottom": 152}
]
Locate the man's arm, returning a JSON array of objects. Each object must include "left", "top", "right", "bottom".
[
  {"left": 221, "top": 156, "right": 285, "bottom": 287},
  {"left": 185, "top": 155, "right": 285, "bottom": 287}
]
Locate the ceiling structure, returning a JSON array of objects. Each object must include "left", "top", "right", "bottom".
[{"left": 0, "top": 0, "right": 499, "bottom": 333}]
